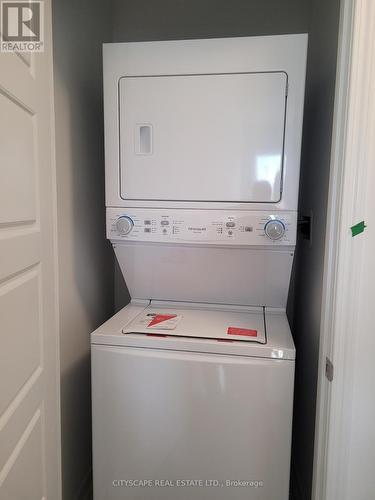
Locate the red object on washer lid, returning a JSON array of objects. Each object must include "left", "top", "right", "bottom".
[
  {"left": 148, "top": 314, "right": 177, "bottom": 327},
  {"left": 227, "top": 327, "right": 258, "bottom": 337}
]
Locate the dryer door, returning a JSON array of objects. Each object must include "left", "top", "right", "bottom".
[{"left": 119, "top": 72, "right": 287, "bottom": 203}]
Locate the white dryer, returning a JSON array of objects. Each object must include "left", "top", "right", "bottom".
[{"left": 92, "top": 35, "right": 307, "bottom": 500}]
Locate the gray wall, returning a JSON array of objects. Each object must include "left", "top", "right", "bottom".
[
  {"left": 288, "top": 1, "right": 340, "bottom": 499},
  {"left": 52, "top": 1, "right": 113, "bottom": 499},
  {"left": 112, "top": 0, "right": 310, "bottom": 41}
]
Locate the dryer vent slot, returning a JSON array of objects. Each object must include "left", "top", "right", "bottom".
[{"left": 298, "top": 214, "right": 312, "bottom": 241}]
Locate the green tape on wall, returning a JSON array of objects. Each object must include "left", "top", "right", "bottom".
[{"left": 350, "top": 221, "right": 366, "bottom": 237}]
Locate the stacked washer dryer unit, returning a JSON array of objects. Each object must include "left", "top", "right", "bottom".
[{"left": 92, "top": 35, "right": 307, "bottom": 500}]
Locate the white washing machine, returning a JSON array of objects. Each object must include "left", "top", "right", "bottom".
[
  {"left": 92, "top": 301, "right": 295, "bottom": 500},
  {"left": 92, "top": 35, "right": 307, "bottom": 500}
]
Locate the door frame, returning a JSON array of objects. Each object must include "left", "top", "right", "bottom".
[{"left": 312, "top": 0, "right": 375, "bottom": 498}]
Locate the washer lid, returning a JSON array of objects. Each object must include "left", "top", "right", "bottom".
[
  {"left": 122, "top": 303, "right": 266, "bottom": 343},
  {"left": 91, "top": 301, "right": 295, "bottom": 360}
]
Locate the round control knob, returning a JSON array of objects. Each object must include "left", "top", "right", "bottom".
[
  {"left": 264, "top": 219, "right": 285, "bottom": 240},
  {"left": 116, "top": 216, "right": 134, "bottom": 235}
]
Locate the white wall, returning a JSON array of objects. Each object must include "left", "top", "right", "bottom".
[
  {"left": 52, "top": 1, "right": 114, "bottom": 498},
  {"left": 344, "top": 168, "right": 375, "bottom": 499},
  {"left": 322, "top": 3, "right": 375, "bottom": 496}
]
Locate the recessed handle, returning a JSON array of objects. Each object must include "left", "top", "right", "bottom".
[{"left": 135, "top": 124, "right": 152, "bottom": 155}]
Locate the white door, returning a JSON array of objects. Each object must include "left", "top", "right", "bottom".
[
  {"left": 0, "top": 2, "right": 61, "bottom": 499},
  {"left": 119, "top": 72, "right": 287, "bottom": 203}
]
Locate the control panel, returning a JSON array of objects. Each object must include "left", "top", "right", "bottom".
[{"left": 107, "top": 209, "right": 297, "bottom": 246}]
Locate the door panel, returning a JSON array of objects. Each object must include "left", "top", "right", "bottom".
[
  {"left": 0, "top": 269, "right": 41, "bottom": 416},
  {"left": 92, "top": 345, "right": 294, "bottom": 500},
  {"left": 0, "top": 411, "right": 44, "bottom": 500},
  {"left": 0, "top": 2, "right": 61, "bottom": 499},
  {"left": 119, "top": 72, "right": 287, "bottom": 202},
  {"left": 0, "top": 92, "right": 36, "bottom": 224}
]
